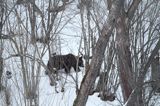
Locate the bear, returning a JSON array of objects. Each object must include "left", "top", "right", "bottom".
[{"left": 46, "top": 53, "right": 84, "bottom": 74}]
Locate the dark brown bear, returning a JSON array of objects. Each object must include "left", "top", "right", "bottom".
[{"left": 46, "top": 53, "right": 84, "bottom": 74}]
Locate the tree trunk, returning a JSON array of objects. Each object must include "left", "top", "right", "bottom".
[
  {"left": 0, "top": 0, "right": 4, "bottom": 91},
  {"left": 116, "top": 13, "right": 134, "bottom": 102},
  {"left": 115, "top": 0, "right": 142, "bottom": 104},
  {"left": 73, "top": 0, "right": 124, "bottom": 106}
]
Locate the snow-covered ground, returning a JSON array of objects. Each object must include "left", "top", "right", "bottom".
[
  {"left": 39, "top": 69, "right": 121, "bottom": 106},
  {"left": 0, "top": 66, "right": 121, "bottom": 106}
]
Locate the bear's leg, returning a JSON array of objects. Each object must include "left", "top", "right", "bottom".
[
  {"left": 64, "top": 66, "right": 71, "bottom": 73},
  {"left": 73, "top": 66, "right": 81, "bottom": 72}
]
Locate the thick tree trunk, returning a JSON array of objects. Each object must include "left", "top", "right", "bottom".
[
  {"left": 116, "top": 14, "right": 134, "bottom": 102},
  {"left": 73, "top": 0, "right": 124, "bottom": 106},
  {"left": 73, "top": 33, "right": 111, "bottom": 106}
]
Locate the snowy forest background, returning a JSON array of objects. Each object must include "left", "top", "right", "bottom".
[{"left": 0, "top": 0, "right": 160, "bottom": 106}]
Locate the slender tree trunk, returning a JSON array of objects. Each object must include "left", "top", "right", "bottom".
[{"left": 0, "top": 0, "right": 4, "bottom": 91}]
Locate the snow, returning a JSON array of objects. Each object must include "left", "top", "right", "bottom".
[{"left": 0, "top": 66, "right": 122, "bottom": 106}]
